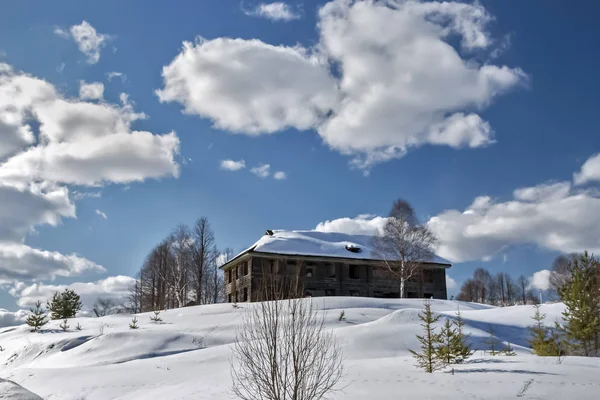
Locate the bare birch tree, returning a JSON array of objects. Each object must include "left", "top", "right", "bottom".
[
  {"left": 373, "top": 199, "right": 437, "bottom": 298},
  {"left": 191, "top": 217, "right": 216, "bottom": 304},
  {"left": 230, "top": 290, "right": 343, "bottom": 400},
  {"left": 157, "top": 226, "right": 192, "bottom": 308}
]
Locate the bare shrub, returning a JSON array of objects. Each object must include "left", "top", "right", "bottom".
[{"left": 230, "top": 291, "right": 343, "bottom": 400}]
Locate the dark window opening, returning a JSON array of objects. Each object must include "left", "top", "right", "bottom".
[
  {"left": 424, "top": 293, "right": 434, "bottom": 299},
  {"left": 325, "top": 263, "right": 336, "bottom": 278},
  {"left": 243, "top": 288, "right": 248, "bottom": 302},
  {"left": 349, "top": 265, "right": 360, "bottom": 279},
  {"left": 423, "top": 269, "right": 433, "bottom": 283},
  {"left": 228, "top": 294, "right": 232, "bottom": 303},
  {"left": 306, "top": 267, "right": 314, "bottom": 277},
  {"left": 243, "top": 262, "right": 248, "bottom": 276},
  {"left": 228, "top": 269, "right": 232, "bottom": 283}
]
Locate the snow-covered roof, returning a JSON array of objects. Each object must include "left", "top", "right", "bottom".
[{"left": 223, "top": 230, "right": 451, "bottom": 268}]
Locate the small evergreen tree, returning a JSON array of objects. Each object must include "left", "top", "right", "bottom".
[
  {"left": 129, "top": 316, "right": 139, "bottom": 329},
  {"left": 410, "top": 300, "right": 443, "bottom": 373},
  {"left": 453, "top": 307, "right": 473, "bottom": 363},
  {"left": 75, "top": 323, "right": 82, "bottom": 331},
  {"left": 48, "top": 289, "right": 83, "bottom": 320},
  {"left": 338, "top": 310, "right": 346, "bottom": 322},
  {"left": 501, "top": 342, "right": 517, "bottom": 356},
  {"left": 436, "top": 318, "right": 459, "bottom": 364},
  {"left": 484, "top": 325, "right": 499, "bottom": 355},
  {"left": 150, "top": 310, "right": 162, "bottom": 323},
  {"left": 26, "top": 301, "right": 48, "bottom": 333},
  {"left": 559, "top": 253, "right": 600, "bottom": 356},
  {"left": 529, "top": 304, "right": 562, "bottom": 356},
  {"left": 59, "top": 318, "right": 69, "bottom": 332}
]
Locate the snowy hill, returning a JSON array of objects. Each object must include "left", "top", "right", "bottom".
[{"left": 0, "top": 298, "right": 598, "bottom": 399}]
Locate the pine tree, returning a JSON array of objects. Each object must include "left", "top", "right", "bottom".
[
  {"left": 559, "top": 253, "right": 600, "bottom": 356},
  {"left": 48, "top": 289, "right": 83, "bottom": 320},
  {"left": 485, "top": 324, "right": 499, "bottom": 355},
  {"left": 529, "top": 304, "right": 560, "bottom": 356},
  {"left": 26, "top": 301, "right": 48, "bottom": 333},
  {"left": 410, "top": 300, "right": 443, "bottom": 373},
  {"left": 501, "top": 342, "right": 517, "bottom": 356},
  {"left": 75, "top": 323, "right": 82, "bottom": 331},
  {"left": 436, "top": 318, "right": 459, "bottom": 364},
  {"left": 59, "top": 318, "right": 69, "bottom": 332},
  {"left": 150, "top": 310, "right": 162, "bottom": 323},
  {"left": 129, "top": 316, "right": 139, "bottom": 329},
  {"left": 453, "top": 307, "right": 473, "bottom": 363}
]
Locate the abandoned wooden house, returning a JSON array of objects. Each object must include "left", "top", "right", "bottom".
[{"left": 220, "top": 230, "right": 452, "bottom": 303}]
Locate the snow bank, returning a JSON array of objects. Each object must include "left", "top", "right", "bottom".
[{"left": 0, "top": 298, "right": 597, "bottom": 400}]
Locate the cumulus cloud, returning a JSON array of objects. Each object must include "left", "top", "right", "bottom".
[
  {"left": 0, "top": 308, "right": 28, "bottom": 328},
  {"left": 0, "top": 66, "right": 180, "bottom": 186},
  {"left": 314, "top": 214, "right": 388, "bottom": 236},
  {"left": 574, "top": 153, "right": 600, "bottom": 185},
  {"left": 157, "top": 37, "right": 338, "bottom": 134},
  {"left": 79, "top": 80, "right": 104, "bottom": 100},
  {"left": 428, "top": 180, "right": 600, "bottom": 263},
  {"left": 60, "top": 21, "right": 108, "bottom": 64},
  {"left": 0, "top": 63, "right": 179, "bottom": 283},
  {"left": 220, "top": 159, "right": 246, "bottom": 171},
  {"left": 251, "top": 163, "right": 271, "bottom": 178},
  {"left": 273, "top": 171, "right": 287, "bottom": 180},
  {"left": 244, "top": 2, "right": 302, "bottom": 21},
  {"left": 0, "top": 243, "right": 104, "bottom": 282},
  {"left": 11, "top": 275, "right": 135, "bottom": 311},
  {"left": 158, "top": 0, "right": 525, "bottom": 170},
  {"left": 529, "top": 269, "right": 551, "bottom": 291},
  {"left": 446, "top": 274, "right": 457, "bottom": 290},
  {"left": 95, "top": 209, "right": 107, "bottom": 220}
]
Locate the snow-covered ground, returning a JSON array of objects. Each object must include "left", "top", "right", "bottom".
[{"left": 0, "top": 298, "right": 598, "bottom": 399}]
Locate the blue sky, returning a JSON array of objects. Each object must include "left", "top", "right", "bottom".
[{"left": 1, "top": 0, "right": 600, "bottom": 319}]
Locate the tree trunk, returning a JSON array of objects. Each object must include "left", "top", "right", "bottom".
[{"left": 400, "top": 260, "right": 406, "bottom": 298}]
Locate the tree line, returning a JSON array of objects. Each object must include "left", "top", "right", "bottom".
[
  {"left": 456, "top": 268, "right": 538, "bottom": 306},
  {"left": 127, "top": 217, "right": 232, "bottom": 313}
]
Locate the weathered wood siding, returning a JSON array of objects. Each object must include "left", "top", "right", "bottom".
[{"left": 223, "top": 254, "right": 449, "bottom": 302}]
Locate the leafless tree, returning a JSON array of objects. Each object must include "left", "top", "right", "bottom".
[
  {"left": 456, "top": 279, "right": 478, "bottom": 302},
  {"left": 373, "top": 199, "right": 437, "bottom": 298},
  {"left": 155, "top": 226, "right": 192, "bottom": 308},
  {"left": 516, "top": 275, "right": 535, "bottom": 305},
  {"left": 191, "top": 217, "right": 216, "bottom": 304},
  {"left": 549, "top": 253, "right": 578, "bottom": 294},
  {"left": 126, "top": 273, "right": 143, "bottom": 313},
  {"left": 93, "top": 298, "right": 122, "bottom": 317},
  {"left": 473, "top": 268, "right": 492, "bottom": 303},
  {"left": 230, "top": 292, "right": 343, "bottom": 400}
]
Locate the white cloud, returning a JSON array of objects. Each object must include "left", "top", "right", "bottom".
[
  {"left": 446, "top": 274, "right": 457, "bottom": 290},
  {"left": 245, "top": 2, "right": 302, "bottom": 21},
  {"left": 273, "top": 171, "right": 287, "bottom": 180},
  {"left": 530, "top": 269, "right": 551, "bottom": 291},
  {"left": 11, "top": 275, "right": 136, "bottom": 311},
  {"left": 220, "top": 159, "right": 246, "bottom": 171},
  {"left": 53, "top": 27, "right": 70, "bottom": 39},
  {"left": 0, "top": 308, "right": 28, "bottom": 328},
  {"left": 95, "top": 209, "right": 107, "bottom": 220},
  {"left": 0, "top": 63, "right": 179, "bottom": 283},
  {"left": 314, "top": 214, "right": 388, "bottom": 236},
  {"left": 158, "top": 0, "right": 524, "bottom": 170},
  {"left": 69, "top": 21, "right": 108, "bottom": 64},
  {"left": 574, "top": 153, "right": 600, "bottom": 185},
  {"left": 106, "top": 71, "right": 126, "bottom": 82},
  {"left": 251, "top": 163, "right": 271, "bottom": 178},
  {"left": 0, "top": 243, "right": 104, "bottom": 282},
  {"left": 156, "top": 37, "right": 338, "bottom": 134},
  {"left": 79, "top": 80, "right": 104, "bottom": 100},
  {"left": 428, "top": 180, "right": 600, "bottom": 263},
  {"left": 0, "top": 66, "right": 180, "bottom": 186}
]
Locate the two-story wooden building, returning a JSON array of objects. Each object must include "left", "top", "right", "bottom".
[{"left": 220, "top": 230, "right": 451, "bottom": 303}]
